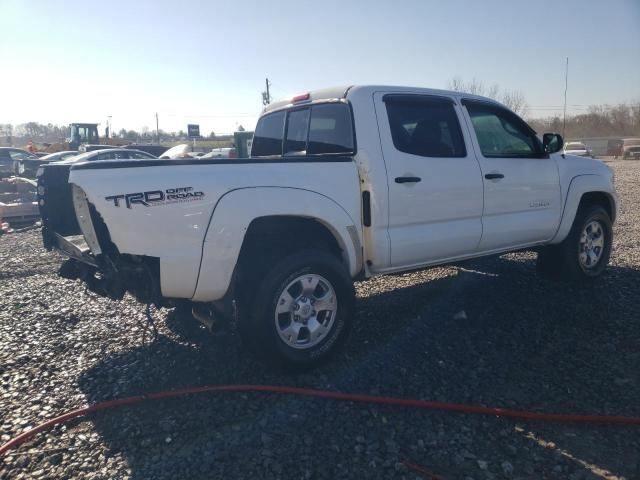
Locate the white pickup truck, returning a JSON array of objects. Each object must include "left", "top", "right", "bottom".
[{"left": 38, "top": 85, "right": 617, "bottom": 368}]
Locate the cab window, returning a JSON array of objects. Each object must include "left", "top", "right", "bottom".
[
  {"left": 251, "top": 111, "right": 285, "bottom": 157},
  {"left": 252, "top": 103, "right": 355, "bottom": 157},
  {"left": 466, "top": 103, "right": 541, "bottom": 158},
  {"left": 385, "top": 95, "right": 466, "bottom": 158}
]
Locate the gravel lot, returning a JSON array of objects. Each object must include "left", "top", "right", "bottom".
[{"left": 1, "top": 160, "right": 639, "bottom": 480}]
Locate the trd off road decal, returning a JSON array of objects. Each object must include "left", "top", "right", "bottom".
[{"left": 105, "top": 186, "right": 205, "bottom": 209}]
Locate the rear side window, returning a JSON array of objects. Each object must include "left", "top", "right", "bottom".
[
  {"left": 284, "top": 109, "right": 310, "bottom": 155},
  {"left": 252, "top": 103, "right": 354, "bottom": 157},
  {"left": 385, "top": 96, "right": 466, "bottom": 158},
  {"left": 129, "top": 151, "right": 155, "bottom": 159},
  {"left": 95, "top": 152, "right": 116, "bottom": 161},
  {"left": 252, "top": 110, "right": 285, "bottom": 156},
  {"left": 8, "top": 150, "right": 33, "bottom": 161},
  {"left": 308, "top": 104, "right": 354, "bottom": 154}
]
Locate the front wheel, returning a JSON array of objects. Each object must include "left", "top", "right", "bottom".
[
  {"left": 237, "top": 249, "right": 355, "bottom": 370},
  {"left": 537, "top": 205, "right": 612, "bottom": 280}
]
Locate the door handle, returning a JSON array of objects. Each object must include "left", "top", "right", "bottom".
[
  {"left": 484, "top": 173, "right": 504, "bottom": 180},
  {"left": 395, "top": 176, "right": 422, "bottom": 184}
]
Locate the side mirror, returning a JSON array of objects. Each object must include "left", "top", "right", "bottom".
[{"left": 543, "top": 133, "right": 564, "bottom": 154}]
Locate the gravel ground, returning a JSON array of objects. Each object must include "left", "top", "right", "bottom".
[{"left": 1, "top": 160, "right": 639, "bottom": 480}]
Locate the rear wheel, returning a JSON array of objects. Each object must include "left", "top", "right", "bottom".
[
  {"left": 237, "top": 249, "right": 355, "bottom": 370},
  {"left": 537, "top": 205, "right": 612, "bottom": 280}
]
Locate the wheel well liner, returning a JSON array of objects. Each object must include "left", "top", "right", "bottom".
[
  {"left": 579, "top": 191, "right": 615, "bottom": 222},
  {"left": 237, "top": 215, "right": 344, "bottom": 266}
]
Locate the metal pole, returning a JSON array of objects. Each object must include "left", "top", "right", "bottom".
[
  {"left": 155, "top": 113, "right": 159, "bottom": 144},
  {"left": 265, "top": 78, "right": 271, "bottom": 105},
  {"left": 562, "top": 57, "right": 568, "bottom": 137}
]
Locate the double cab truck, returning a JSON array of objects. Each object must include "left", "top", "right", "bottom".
[{"left": 38, "top": 85, "right": 617, "bottom": 369}]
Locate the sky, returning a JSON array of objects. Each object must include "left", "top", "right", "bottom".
[{"left": 1, "top": 0, "right": 639, "bottom": 135}]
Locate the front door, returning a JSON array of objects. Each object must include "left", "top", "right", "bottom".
[
  {"left": 462, "top": 100, "right": 562, "bottom": 251},
  {"left": 374, "top": 92, "right": 484, "bottom": 269}
]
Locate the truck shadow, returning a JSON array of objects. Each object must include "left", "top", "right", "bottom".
[{"left": 77, "top": 256, "right": 640, "bottom": 479}]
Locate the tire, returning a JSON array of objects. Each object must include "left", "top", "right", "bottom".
[
  {"left": 236, "top": 249, "right": 355, "bottom": 370},
  {"left": 537, "top": 205, "right": 612, "bottom": 281}
]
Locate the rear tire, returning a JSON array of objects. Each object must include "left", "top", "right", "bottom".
[
  {"left": 537, "top": 205, "right": 612, "bottom": 281},
  {"left": 236, "top": 249, "right": 355, "bottom": 370}
]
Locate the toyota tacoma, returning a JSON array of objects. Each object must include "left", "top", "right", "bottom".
[{"left": 37, "top": 85, "right": 617, "bottom": 368}]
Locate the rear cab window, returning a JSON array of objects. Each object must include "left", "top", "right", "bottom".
[{"left": 252, "top": 103, "right": 355, "bottom": 157}]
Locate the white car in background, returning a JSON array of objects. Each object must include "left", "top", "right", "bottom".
[
  {"left": 564, "top": 141, "right": 592, "bottom": 157},
  {"left": 159, "top": 144, "right": 191, "bottom": 159},
  {"left": 201, "top": 147, "right": 237, "bottom": 159}
]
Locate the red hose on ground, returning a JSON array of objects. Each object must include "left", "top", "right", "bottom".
[{"left": 1, "top": 383, "right": 639, "bottom": 458}]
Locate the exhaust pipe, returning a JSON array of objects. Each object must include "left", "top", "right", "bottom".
[{"left": 191, "top": 303, "right": 217, "bottom": 331}]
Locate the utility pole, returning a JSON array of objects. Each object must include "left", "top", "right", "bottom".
[
  {"left": 155, "top": 112, "right": 160, "bottom": 144},
  {"left": 562, "top": 57, "right": 569, "bottom": 137},
  {"left": 262, "top": 78, "right": 272, "bottom": 106}
]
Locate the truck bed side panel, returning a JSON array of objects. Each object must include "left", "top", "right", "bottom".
[{"left": 69, "top": 159, "right": 361, "bottom": 299}]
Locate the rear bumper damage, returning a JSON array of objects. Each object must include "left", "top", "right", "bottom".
[{"left": 38, "top": 167, "right": 164, "bottom": 304}]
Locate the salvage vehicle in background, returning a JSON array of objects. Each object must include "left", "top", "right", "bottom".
[
  {"left": 55, "top": 148, "right": 156, "bottom": 164},
  {"left": 563, "top": 141, "right": 592, "bottom": 157},
  {"left": 607, "top": 139, "right": 623, "bottom": 158},
  {"left": 201, "top": 147, "right": 237, "bottom": 159},
  {"left": 39, "top": 151, "right": 79, "bottom": 162},
  {"left": 0, "top": 148, "right": 39, "bottom": 177},
  {"left": 621, "top": 138, "right": 640, "bottom": 159},
  {"left": 37, "top": 85, "right": 617, "bottom": 369},
  {"left": 21, "top": 150, "right": 79, "bottom": 178}
]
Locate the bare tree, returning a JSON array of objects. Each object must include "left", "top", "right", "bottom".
[
  {"left": 448, "top": 77, "right": 529, "bottom": 115},
  {"left": 501, "top": 90, "right": 528, "bottom": 116}
]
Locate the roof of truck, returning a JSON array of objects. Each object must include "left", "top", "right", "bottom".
[{"left": 263, "top": 85, "right": 504, "bottom": 114}]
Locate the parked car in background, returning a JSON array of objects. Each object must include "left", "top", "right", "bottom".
[
  {"left": 564, "top": 141, "right": 592, "bottom": 157},
  {"left": 53, "top": 148, "right": 156, "bottom": 164},
  {"left": 0, "top": 147, "right": 39, "bottom": 177},
  {"left": 159, "top": 144, "right": 193, "bottom": 159},
  {"left": 21, "top": 150, "right": 79, "bottom": 178},
  {"left": 201, "top": 147, "right": 237, "bottom": 159},
  {"left": 126, "top": 144, "right": 169, "bottom": 157},
  {"left": 607, "top": 139, "right": 623, "bottom": 157},
  {"left": 621, "top": 138, "right": 640, "bottom": 159},
  {"left": 39, "top": 151, "right": 79, "bottom": 162}
]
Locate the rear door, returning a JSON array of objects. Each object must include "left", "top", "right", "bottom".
[
  {"left": 374, "top": 93, "right": 484, "bottom": 268},
  {"left": 462, "top": 100, "right": 562, "bottom": 250}
]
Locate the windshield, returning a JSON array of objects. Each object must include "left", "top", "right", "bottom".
[{"left": 565, "top": 142, "right": 586, "bottom": 150}]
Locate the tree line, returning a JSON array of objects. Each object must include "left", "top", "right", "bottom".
[{"left": 0, "top": 123, "right": 235, "bottom": 146}]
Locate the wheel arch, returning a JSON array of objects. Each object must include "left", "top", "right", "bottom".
[
  {"left": 550, "top": 174, "right": 617, "bottom": 244},
  {"left": 192, "top": 187, "right": 362, "bottom": 302}
]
